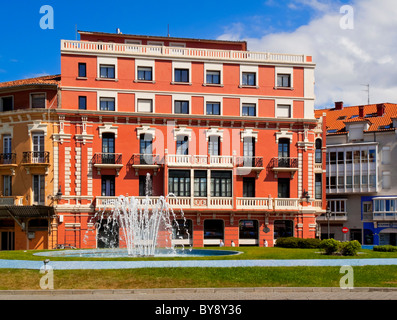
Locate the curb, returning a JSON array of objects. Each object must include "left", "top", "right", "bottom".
[{"left": 1, "top": 287, "right": 397, "bottom": 296}]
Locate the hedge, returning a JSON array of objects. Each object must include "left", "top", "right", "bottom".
[
  {"left": 275, "top": 237, "right": 321, "bottom": 249},
  {"left": 373, "top": 245, "right": 397, "bottom": 252}
]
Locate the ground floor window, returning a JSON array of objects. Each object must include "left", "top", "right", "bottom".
[
  {"left": 274, "top": 220, "right": 293, "bottom": 239},
  {"left": 204, "top": 219, "right": 224, "bottom": 240},
  {"left": 380, "top": 232, "right": 397, "bottom": 246},
  {"left": 363, "top": 229, "right": 374, "bottom": 245},
  {"left": 239, "top": 220, "right": 258, "bottom": 239},
  {"left": 0, "top": 231, "right": 14, "bottom": 250},
  {"left": 172, "top": 219, "right": 193, "bottom": 240}
]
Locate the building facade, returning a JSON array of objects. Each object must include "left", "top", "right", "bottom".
[
  {"left": 315, "top": 102, "right": 397, "bottom": 246},
  {"left": 0, "top": 30, "right": 326, "bottom": 250}
]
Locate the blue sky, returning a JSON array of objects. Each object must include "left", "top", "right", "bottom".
[{"left": 1, "top": 0, "right": 395, "bottom": 108}]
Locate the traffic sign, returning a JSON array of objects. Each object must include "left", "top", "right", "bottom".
[{"left": 342, "top": 227, "right": 349, "bottom": 234}]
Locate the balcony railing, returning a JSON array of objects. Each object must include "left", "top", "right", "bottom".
[
  {"left": 61, "top": 40, "right": 309, "bottom": 64},
  {"left": 92, "top": 153, "right": 122, "bottom": 165},
  {"left": 235, "top": 156, "right": 264, "bottom": 168},
  {"left": 270, "top": 157, "right": 298, "bottom": 168},
  {"left": 0, "top": 196, "right": 23, "bottom": 206},
  {"left": 131, "top": 154, "right": 163, "bottom": 166},
  {"left": 22, "top": 151, "right": 50, "bottom": 164},
  {"left": 166, "top": 155, "right": 234, "bottom": 167},
  {"left": 0, "top": 153, "right": 16, "bottom": 165}
]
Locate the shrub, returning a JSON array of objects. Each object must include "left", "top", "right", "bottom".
[
  {"left": 373, "top": 245, "right": 397, "bottom": 252},
  {"left": 320, "top": 238, "right": 340, "bottom": 255},
  {"left": 340, "top": 240, "right": 361, "bottom": 256},
  {"left": 275, "top": 237, "right": 321, "bottom": 249}
]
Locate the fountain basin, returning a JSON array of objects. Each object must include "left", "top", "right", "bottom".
[{"left": 34, "top": 248, "right": 242, "bottom": 259}]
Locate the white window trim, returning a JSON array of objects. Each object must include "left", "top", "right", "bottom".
[
  {"left": 172, "top": 61, "right": 192, "bottom": 84},
  {"left": 0, "top": 95, "right": 14, "bottom": 112},
  {"left": 98, "top": 123, "right": 118, "bottom": 139},
  {"left": 135, "top": 59, "right": 155, "bottom": 82},
  {"left": 97, "top": 91, "right": 118, "bottom": 112},
  {"left": 275, "top": 99, "right": 294, "bottom": 118},
  {"left": 172, "top": 94, "right": 192, "bottom": 115},
  {"left": 204, "top": 63, "right": 223, "bottom": 86},
  {"left": 240, "top": 97, "right": 258, "bottom": 117},
  {"left": 204, "top": 95, "right": 223, "bottom": 116},
  {"left": 174, "top": 126, "right": 192, "bottom": 141},
  {"left": 275, "top": 66, "right": 294, "bottom": 89},
  {"left": 125, "top": 39, "right": 142, "bottom": 45},
  {"left": 97, "top": 56, "right": 118, "bottom": 80},
  {"left": 147, "top": 41, "right": 164, "bottom": 46},
  {"left": 135, "top": 92, "right": 155, "bottom": 113},
  {"left": 239, "top": 65, "right": 259, "bottom": 88},
  {"left": 205, "top": 127, "right": 224, "bottom": 142},
  {"left": 30, "top": 92, "right": 47, "bottom": 109},
  {"left": 136, "top": 126, "right": 156, "bottom": 139}
]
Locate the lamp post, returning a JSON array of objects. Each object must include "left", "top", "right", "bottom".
[{"left": 326, "top": 202, "right": 331, "bottom": 239}]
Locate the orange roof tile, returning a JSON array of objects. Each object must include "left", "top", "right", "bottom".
[
  {"left": 0, "top": 75, "right": 60, "bottom": 89},
  {"left": 315, "top": 103, "right": 397, "bottom": 134}
]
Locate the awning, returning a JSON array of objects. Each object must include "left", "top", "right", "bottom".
[{"left": 0, "top": 205, "right": 55, "bottom": 219}]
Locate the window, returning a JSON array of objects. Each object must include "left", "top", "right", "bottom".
[
  {"left": 278, "top": 178, "right": 290, "bottom": 198},
  {"left": 137, "top": 67, "right": 152, "bottom": 81},
  {"left": 242, "top": 104, "right": 256, "bottom": 117},
  {"left": 3, "top": 135, "right": 11, "bottom": 156},
  {"left": 1, "top": 96, "right": 13, "bottom": 112},
  {"left": 206, "top": 70, "right": 220, "bottom": 84},
  {"left": 243, "top": 178, "right": 255, "bottom": 198},
  {"left": 137, "top": 99, "right": 153, "bottom": 113},
  {"left": 277, "top": 74, "right": 291, "bottom": 87},
  {"left": 243, "top": 137, "right": 255, "bottom": 167},
  {"left": 101, "top": 175, "right": 115, "bottom": 197},
  {"left": 242, "top": 72, "right": 256, "bottom": 86},
  {"left": 206, "top": 102, "right": 220, "bottom": 115},
  {"left": 78, "top": 63, "right": 87, "bottom": 78},
  {"left": 204, "top": 220, "right": 224, "bottom": 240},
  {"left": 100, "top": 97, "right": 115, "bottom": 111},
  {"left": 353, "top": 151, "right": 360, "bottom": 163},
  {"left": 329, "top": 152, "right": 336, "bottom": 164},
  {"left": 277, "top": 104, "right": 291, "bottom": 118},
  {"left": 337, "top": 152, "right": 344, "bottom": 164},
  {"left": 274, "top": 220, "right": 293, "bottom": 239},
  {"left": 278, "top": 138, "right": 290, "bottom": 167},
  {"left": 168, "top": 170, "right": 190, "bottom": 197},
  {"left": 369, "top": 149, "right": 376, "bottom": 163},
  {"left": 174, "top": 69, "right": 189, "bottom": 83},
  {"left": 361, "top": 150, "right": 368, "bottom": 163},
  {"left": 174, "top": 100, "right": 189, "bottom": 114},
  {"left": 3, "top": 175, "right": 11, "bottom": 196},
  {"left": 31, "top": 93, "right": 45, "bottom": 108},
  {"left": 139, "top": 134, "right": 153, "bottom": 164},
  {"left": 100, "top": 65, "right": 115, "bottom": 79},
  {"left": 173, "top": 219, "right": 192, "bottom": 240},
  {"left": 346, "top": 151, "right": 352, "bottom": 164},
  {"left": 33, "top": 175, "right": 45, "bottom": 204},
  {"left": 315, "top": 139, "right": 322, "bottom": 163},
  {"left": 346, "top": 176, "right": 352, "bottom": 188},
  {"left": 239, "top": 220, "right": 259, "bottom": 240},
  {"left": 315, "top": 174, "right": 322, "bottom": 199},
  {"left": 32, "top": 133, "right": 45, "bottom": 162},
  {"left": 139, "top": 175, "right": 152, "bottom": 196},
  {"left": 382, "top": 147, "right": 391, "bottom": 164},
  {"left": 211, "top": 171, "right": 232, "bottom": 197},
  {"left": 194, "top": 170, "right": 207, "bottom": 197},
  {"left": 176, "top": 136, "right": 189, "bottom": 155},
  {"left": 102, "top": 133, "right": 115, "bottom": 164},
  {"left": 369, "top": 174, "right": 376, "bottom": 187},
  {"left": 208, "top": 136, "right": 220, "bottom": 156},
  {"left": 78, "top": 96, "right": 87, "bottom": 110}
]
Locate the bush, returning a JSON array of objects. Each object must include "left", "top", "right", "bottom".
[
  {"left": 373, "top": 245, "right": 397, "bottom": 252},
  {"left": 275, "top": 237, "right": 321, "bottom": 249},
  {"left": 320, "top": 238, "right": 340, "bottom": 255},
  {"left": 340, "top": 240, "right": 361, "bottom": 256}
]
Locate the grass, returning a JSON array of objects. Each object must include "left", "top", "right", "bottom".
[{"left": 1, "top": 247, "right": 397, "bottom": 290}]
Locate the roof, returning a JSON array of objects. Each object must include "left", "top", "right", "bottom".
[
  {"left": 0, "top": 74, "right": 60, "bottom": 90},
  {"left": 315, "top": 103, "right": 397, "bottom": 135}
]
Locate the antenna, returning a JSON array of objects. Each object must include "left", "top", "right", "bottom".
[
  {"left": 361, "top": 84, "right": 370, "bottom": 105},
  {"left": 75, "top": 24, "right": 78, "bottom": 40},
  {"left": 167, "top": 24, "right": 170, "bottom": 37}
]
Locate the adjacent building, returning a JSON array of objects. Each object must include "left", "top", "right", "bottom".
[
  {"left": 315, "top": 102, "right": 397, "bottom": 246},
  {"left": 0, "top": 30, "right": 325, "bottom": 250}
]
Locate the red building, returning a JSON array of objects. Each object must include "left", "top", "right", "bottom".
[{"left": 0, "top": 30, "right": 326, "bottom": 250}]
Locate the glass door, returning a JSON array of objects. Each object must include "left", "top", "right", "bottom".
[{"left": 32, "top": 134, "right": 44, "bottom": 163}]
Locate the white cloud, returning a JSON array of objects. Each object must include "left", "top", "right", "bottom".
[{"left": 218, "top": 0, "right": 397, "bottom": 108}]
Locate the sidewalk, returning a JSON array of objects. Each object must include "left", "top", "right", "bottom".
[{"left": 0, "top": 287, "right": 396, "bottom": 300}]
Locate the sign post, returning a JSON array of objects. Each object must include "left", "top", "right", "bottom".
[{"left": 342, "top": 227, "right": 349, "bottom": 242}]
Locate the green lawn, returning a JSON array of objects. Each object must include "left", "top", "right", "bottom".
[{"left": 1, "top": 247, "right": 397, "bottom": 290}]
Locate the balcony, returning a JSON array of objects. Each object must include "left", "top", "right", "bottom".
[
  {"left": 61, "top": 40, "right": 311, "bottom": 65},
  {"left": 317, "top": 212, "right": 348, "bottom": 222},
  {"left": 130, "top": 154, "right": 163, "bottom": 175},
  {"left": 21, "top": 151, "right": 50, "bottom": 175},
  {"left": 0, "top": 196, "right": 24, "bottom": 206},
  {"left": 0, "top": 153, "right": 17, "bottom": 175},
  {"left": 92, "top": 153, "right": 123, "bottom": 176},
  {"left": 166, "top": 155, "right": 233, "bottom": 168},
  {"left": 235, "top": 156, "right": 264, "bottom": 177},
  {"left": 96, "top": 196, "right": 233, "bottom": 211},
  {"left": 269, "top": 157, "right": 299, "bottom": 178}
]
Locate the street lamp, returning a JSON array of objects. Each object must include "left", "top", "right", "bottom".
[
  {"left": 303, "top": 189, "right": 310, "bottom": 203},
  {"left": 326, "top": 202, "right": 331, "bottom": 239}
]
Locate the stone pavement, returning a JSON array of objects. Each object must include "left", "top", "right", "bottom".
[{"left": 0, "top": 287, "right": 396, "bottom": 300}]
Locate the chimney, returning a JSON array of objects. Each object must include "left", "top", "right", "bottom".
[
  {"left": 359, "top": 105, "right": 364, "bottom": 118},
  {"left": 377, "top": 103, "right": 385, "bottom": 116},
  {"left": 335, "top": 101, "right": 343, "bottom": 110}
]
